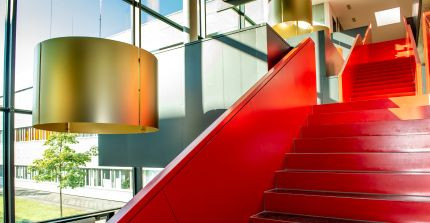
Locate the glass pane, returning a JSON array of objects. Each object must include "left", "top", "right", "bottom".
[
  {"left": 206, "top": 0, "right": 239, "bottom": 35},
  {"left": 15, "top": 0, "right": 132, "bottom": 110},
  {"left": 142, "top": 168, "right": 163, "bottom": 186},
  {"left": 312, "top": 3, "right": 325, "bottom": 26},
  {"left": 244, "top": 0, "right": 265, "bottom": 27},
  {"left": 142, "top": 0, "right": 183, "bottom": 25},
  {"left": 14, "top": 113, "right": 131, "bottom": 222},
  {"left": 140, "top": 11, "right": 183, "bottom": 51}
]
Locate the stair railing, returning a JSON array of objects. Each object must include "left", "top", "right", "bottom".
[
  {"left": 403, "top": 17, "right": 423, "bottom": 95},
  {"left": 338, "top": 24, "right": 371, "bottom": 102},
  {"left": 108, "top": 38, "right": 317, "bottom": 223},
  {"left": 422, "top": 12, "right": 430, "bottom": 93},
  {"left": 362, "top": 23, "right": 372, "bottom": 44}
]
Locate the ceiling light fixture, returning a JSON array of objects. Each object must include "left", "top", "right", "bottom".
[{"left": 375, "top": 7, "right": 401, "bottom": 26}]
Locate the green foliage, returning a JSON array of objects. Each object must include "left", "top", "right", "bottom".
[{"left": 29, "top": 133, "right": 98, "bottom": 190}]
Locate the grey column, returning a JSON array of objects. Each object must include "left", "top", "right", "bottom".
[{"left": 183, "top": 0, "right": 199, "bottom": 42}]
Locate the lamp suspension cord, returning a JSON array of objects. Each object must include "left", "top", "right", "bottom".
[
  {"left": 132, "top": 0, "right": 136, "bottom": 45},
  {"left": 138, "top": 0, "right": 142, "bottom": 126},
  {"left": 99, "top": 0, "right": 102, "bottom": 38}
]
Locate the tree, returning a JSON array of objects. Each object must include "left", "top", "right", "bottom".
[{"left": 29, "top": 133, "right": 97, "bottom": 217}]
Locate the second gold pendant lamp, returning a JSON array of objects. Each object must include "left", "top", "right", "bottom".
[{"left": 269, "top": 0, "right": 313, "bottom": 38}]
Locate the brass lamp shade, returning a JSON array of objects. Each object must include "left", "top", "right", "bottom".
[
  {"left": 33, "top": 37, "right": 158, "bottom": 134},
  {"left": 269, "top": 0, "right": 313, "bottom": 38}
]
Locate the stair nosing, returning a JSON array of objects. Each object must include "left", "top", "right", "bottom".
[{"left": 265, "top": 189, "right": 430, "bottom": 202}]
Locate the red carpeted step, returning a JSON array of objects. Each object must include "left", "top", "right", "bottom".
[
  {"left": 313, "top": 95, "right": 430, "bottom": 113},
  {"left": 294, "top": 135, "right": 430, "bottom": 153},
  {"left": 352, "top": 82, "right": 415, "bottom": 93},
  {"left": 353, "top": 73, "right": 414, "bottom": 84},
  {"left": 352, "top": 76, "right": 415, "bottom": 88},
  {"left": 284, "top": 153, "right": 430, "bottom": 171},
  {"left": 350, "top": 91, "right": 416, "bottom": 102},
  {"left": 354, "top": 63, "right": 414, "bottom": 74},
  {"left": 353, "top": 68, "right": 414, "bottom": 79},
  {"left": 250, "top": 212, "right": 368, "bottom": 223},
  {"left": 351, "top": 86, "right": 415, "bottom": 98},
  {"left": 264, "top": 189, "right": 430, "bottom": 222},
  {"left": 275, "top": 171, "right": 430, "bottom": 195},
  {"left": 301, "top": 119, "right": 430, "bottom": 138},
  {"left": 308, "top": 106, "right": 430, "bottom": 125}
]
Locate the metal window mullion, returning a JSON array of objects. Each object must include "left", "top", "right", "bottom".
[
  {"left": 122, "top": 0, "right": 183, "bottom": 32},
  {"left": 3, "top": 0, "right": 17, "bottom": 222}
]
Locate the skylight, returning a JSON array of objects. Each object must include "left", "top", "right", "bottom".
[{"left": 375, "top": 7, "right": 401, "bottom": 26}]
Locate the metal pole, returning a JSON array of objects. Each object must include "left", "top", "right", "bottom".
[
  {"left": 183, "top": 0, "right": 198, "bottom": 43},
  {"left": 131, "top": 0, "right": 136, "bottom": 45},
  {"left": 132, "top": 167, "right": 143, "bottom": 195},
  {"left": 3, "top": 0, "right": 17, "bottom": 221}
]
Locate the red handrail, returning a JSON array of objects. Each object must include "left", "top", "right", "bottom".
[
  {"left": 422, "top": 12, "right": 430, "bottom": 93},
  {"left": 108, "top": 38, "right": 317, "bottom": 223},
  {"left": 403, "top": 17, "right": 422, "bottom": 95},
  {"left": 338, "top": 34, "right": 363, "bottom": 102},
  {"left": 362, "top": 23, "right": 372, "bottom": 44}
]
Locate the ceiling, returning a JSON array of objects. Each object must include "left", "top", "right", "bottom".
[{"left": 312, "top": 0, "right": 415, "bottom": 42}]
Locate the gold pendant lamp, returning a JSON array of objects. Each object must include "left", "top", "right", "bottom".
[
  {"left": 32, "top": 37, "right": 158, "bottom": 134},
  {"left": 269, "top": 0, "right": 313, "bottom": 38}
]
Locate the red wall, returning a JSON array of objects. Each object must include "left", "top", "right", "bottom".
[{"left": 109, "top": 38, "right": 317, "bottom": 223}]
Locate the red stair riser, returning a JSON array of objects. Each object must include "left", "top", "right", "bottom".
[
  {"left": 284, "top": 153, "right": 430, "bottom": 171},
  {"left": 263, "top": 192, "right": 430, "bottom": 222},
  {"left": 352, "top": 83, "right": 415, "bottom": 92},
  {"left": 275, "top": 172, "right": 430, "bottom": 195},
  {"left": 354, "top": 66, "right": 414, "bottom": 74},
  {"left": 352, "top": 77, "right": 415, "bottom": 88},
  {"left": 308, "top": 106, "right": 430, "bottom": 125},
  {"left": 301, "top": 120, "right": 430, "bottom": 137},
  {"left": 350, "top": 92, "right": 416, "bottom": 102},
  {"left": 353, "top": 71, "right": 414, "bottom": 80},
  {"left": 249, "top": 217, "right": 286, "bottom": 223},
  {"left": 294, "top": 135, "right": 430, "bottom": 153},
  {"left": 313, "top": 95, "right": 430, "bottom": 113},
  {"left": 351, "top": 87, "right": 416, "bottom": 97}
]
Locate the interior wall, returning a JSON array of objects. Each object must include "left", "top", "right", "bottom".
[{"left": 98, "top": 25, "right": 290, "bottom": 168}]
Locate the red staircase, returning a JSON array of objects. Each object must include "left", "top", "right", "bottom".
[
  {"left": 251, "top": 95, "right": 430, "bottom": 222},
  {"left": 348, "top": 40, "right": 417, "bottom": 102}
]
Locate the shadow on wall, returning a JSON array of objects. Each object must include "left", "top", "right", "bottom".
[
  {"left": 99, "top": 43, "right": 226, "bottom": 168},
  {"left": 98, "top": 25, "right": 283, "bottom": 168}
]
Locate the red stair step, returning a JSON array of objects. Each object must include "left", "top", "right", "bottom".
[
  {"left": 294, "top": 135, "right": 430, "bottom": 153},
  {"left": 275, "top": 171, "right": 430, "bottom": 195},
  {"left": 301, "top": 119, "right": 430, "bottom": 138},
  {"left": 354, "top": 65, "right": 414, "bottom": 74},
  {"left": 352, "top": 76, "right": 414, "bottom": 88},
  {"left": 353, "top": 73, "right": 414, "bottom": 83},
  {"left": 250, "top": 212, "right": 366, "bottom": 223},
  {"left": 350, "top": 91, "right": 416, "bottom": 102},
  {"left": 284, "top": 153, "right": 430, "bottom": 171},
  {"left": 352, "top": 82, "right": 415, "bottom": 93},
  {"left": 308, "top": 106, "right": 430, "bottom": 125},
  {"left": 351, "top": 86, "right": 415, "bottom": 98},
  {"left": 354, "top": 68, "right": 414, "bottom": 78},
  {"left": 264, "top": 189, "right": 430, "bottom": 222},
  {"left": 313, "top": 95, "right": 430, "bottom": 113}
]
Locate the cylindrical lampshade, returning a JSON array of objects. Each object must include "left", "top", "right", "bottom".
[
  {"left": 281, "top": 0, "right": 312, "bottom": 25},
  {"left": 268, "top": 0, "right": 313, "bottom": 38},
  {"left": 33, "top": 37, "right": 158, "bottom": 134}
]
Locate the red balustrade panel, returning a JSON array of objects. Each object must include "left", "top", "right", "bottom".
[{"left": 108, "top": 38, "right": 316, "bottom": 223}]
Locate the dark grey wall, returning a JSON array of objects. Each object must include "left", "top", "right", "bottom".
[{"left": 98, "top": 25, "right": 291, "bottom": 168}]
